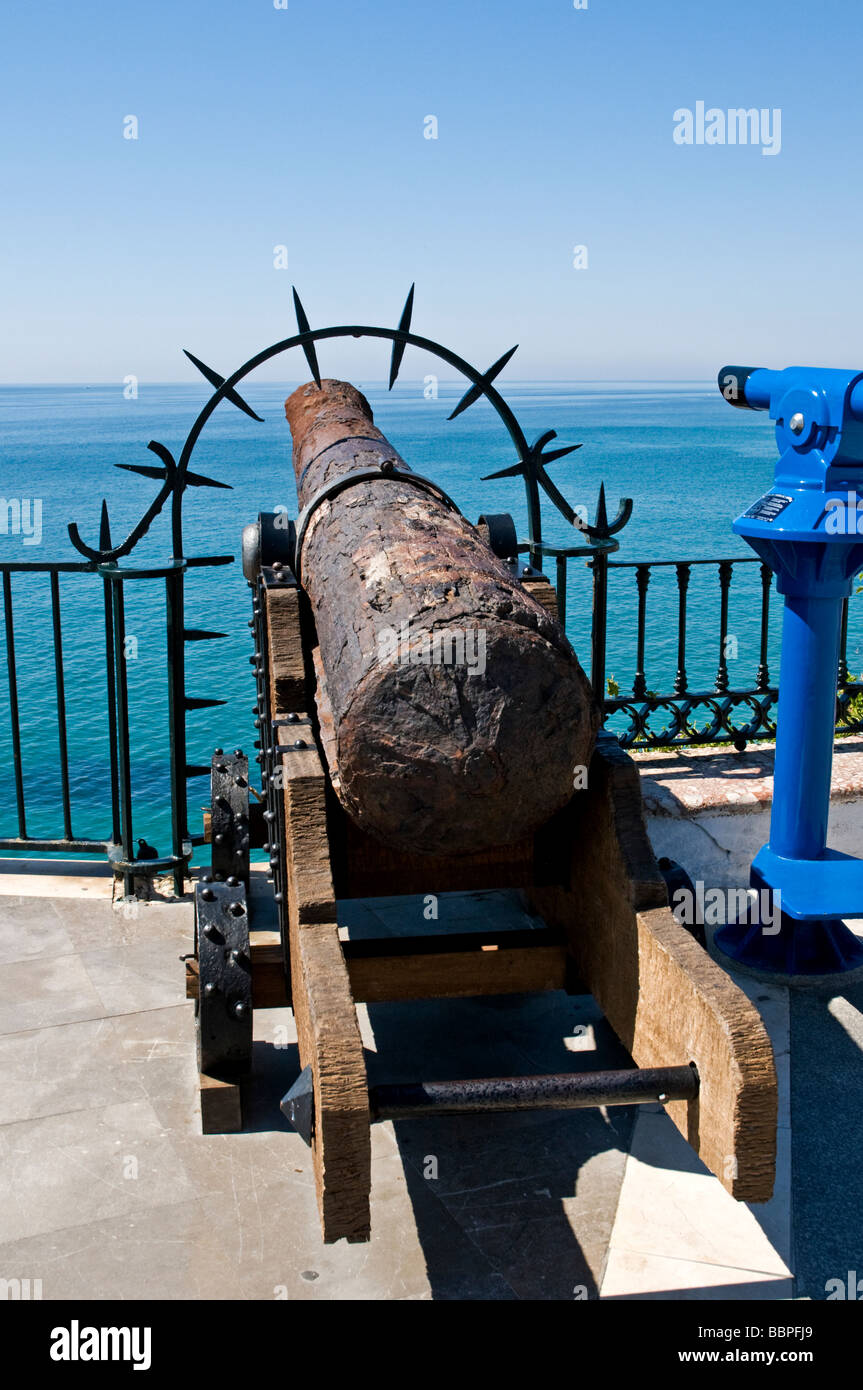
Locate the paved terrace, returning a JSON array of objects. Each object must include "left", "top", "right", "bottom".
[{"left": 0, "top": 757, "right": 861, "bottom": 1301}]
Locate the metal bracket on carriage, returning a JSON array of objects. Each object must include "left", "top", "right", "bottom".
[
  {"left": 209, "top": 750, "right": 251, "bottom": 886},
  {"left": 242, "top": 512, "right": 298, "bottom": 587},
  {"left": 476, "top": 512, "right": 548, "bottom": 583},
  {"left": 195, "top": 876, "right": 253, "bottom": 1078}
]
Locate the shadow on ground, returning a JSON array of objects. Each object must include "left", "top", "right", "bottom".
[
  {"left": 792, "top": 979, "right": 863, "bottom": 1301},
  {"left": 242, "top": 981, "right": 638, "bottom": 1300}
]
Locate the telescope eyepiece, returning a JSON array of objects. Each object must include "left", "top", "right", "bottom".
[{"left": 717, "top": 366, "right": 763, "bottom": 410}]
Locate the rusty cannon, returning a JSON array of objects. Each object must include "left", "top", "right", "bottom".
[
  {"left": 186, "top": 309, "right": 777, "bottom": 1245},
  {"left": 283, "top": 379, "right": 597, "bottom": 857}
]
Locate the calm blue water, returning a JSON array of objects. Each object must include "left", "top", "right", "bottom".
[{"left": 2, "top": 381, "right": 860, "bottom": 859}]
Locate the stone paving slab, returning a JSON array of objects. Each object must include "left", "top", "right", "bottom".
[
  {"left": 0, "top": 879, "right": 635, "bottom": 1300},
  {"left": 790, "top": 978, "right": 863, "bottom": 1301},
  {"left": 634, "top": 737, "right": 863, "bottom": 817},
  {"left": 599, "top": 940, "right": 793, "bottom": 1300},
  {"left": 6, "top": 868, "right": 852, "bottom": 1303}
]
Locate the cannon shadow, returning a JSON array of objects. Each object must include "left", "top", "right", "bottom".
[{"left": 362, "top": 986, "right": 637, "bottom": 1301}]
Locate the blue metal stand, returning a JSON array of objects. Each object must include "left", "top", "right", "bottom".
[{"left": 713, "top": 365, "right": 863, "bottom": 974}]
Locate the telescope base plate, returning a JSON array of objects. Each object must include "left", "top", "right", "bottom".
[{"left": 715, "top": 863, "right": 863, "bottom": 975}]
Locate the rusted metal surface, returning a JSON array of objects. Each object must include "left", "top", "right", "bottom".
[{"left": 283, "top": 379, "right": 598, "bottom": 857}]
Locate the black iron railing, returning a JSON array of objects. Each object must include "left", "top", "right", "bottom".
[
  {"left": 5, "top": 292, "right": 863, "bottom": 879},
  {"left": 0, "top": 549, "right": 231, "bottom": 895},
  {"left": 578, "top": 552, "right": 863, "bottom": 750}
]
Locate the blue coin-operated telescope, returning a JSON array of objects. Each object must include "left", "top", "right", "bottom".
[{"left": 714, "top": 364, "right": 863, "bottom": 973}]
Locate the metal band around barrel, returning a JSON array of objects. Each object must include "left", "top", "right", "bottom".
[
  {"left": 295, "top": 435, "right": 396, "bottom": 493},
  {"left": 292, "top": 463, "right": 461, "bottom": 582}
]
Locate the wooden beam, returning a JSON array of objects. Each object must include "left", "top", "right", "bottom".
[
  {"left": 522, "top": 575, "right": 559, "bottom": 620},
  {"left": 276, "top": 718, "right": 371, "bottom": 1243},
  {"left": 266, "top": 584, "right": 307, "bottom": 715},
  {"left": 340, "top": 814, "right": 535, "bottom": 897},
  {"left": 527, "top": 734, "right": 777, "bottom": 1202},
  {"left": 199, "top": 1072, "right": 242, "bottom": 1134},
  {"left": 346, "top": 936, "right": 570, "bottom": 1003},
  {"left": 248, "top": 928, "right": 574, "bottom": 1007}
]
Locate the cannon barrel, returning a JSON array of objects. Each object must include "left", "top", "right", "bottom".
[{"left": 283, "top": 379, "right": 598, "bottom": 857}]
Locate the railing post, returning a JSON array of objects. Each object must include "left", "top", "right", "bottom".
[
  {"left": 590, "top": 549, "right": 608, "bottom": 708},
  {"left": 838, "top": 595, "right": 850, "bottom": 685},
  {"left": 673, "top": 562, "right": 691, "bottom": 697},
  {"left": 756, "top": 562, "right": 773, "bottom": 693},
  {"left": 50, "top": 572, "right": 74, "bottom": 842},
  {"left": 715, "top": 560, "right": 733, "bottom": 694},
  {"left": 108, "top": 572, "right": 135, "bottom": 900},
  {"left": 165, "top": 567, "right": 188, "bottom": 899},
  {"left": 102, "top": 573, "right": 122, "bottom": 849},
  {"left": 632, "top": 564, "right": 650, "bottom": 699},
  {"left": 99, "top": 505, "right": 122, "bottom": 850},
  {"left": 2, "top": 571, "right": 27, "bottom": 840},
  {"left": 556, "top": 553, "right": 568, "bottom": 634}
]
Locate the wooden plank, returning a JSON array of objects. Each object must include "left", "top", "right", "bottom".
[
  {"left": 199, "top": 1072, "right": 242, "bottom": 1134},
  {"left": 279, "top": 719, "right": 370, "bottom": 1243},
  {"left": 527, "top": 734, "right": 777, "bottom": 1202},
  {"left": 522, "top": 576, "right": 559, "bottom": 620},
  {"left": 341, "top": 812, "right": 535, "bottom": 897},
  {"left": 249, "top": 929, "right": 574, "bottom": 1006},
  {"left": 277, "top": 720, "right": 337, "bottom": 924},
  {"left": 347, "top": 940, "right": 569, "bottom": 1003},
  {"left": 185, "top": 956, "right": 199, "bottom": 1000},
  {"left": 627, "top": 906, "right": 776, "bottom": 1199},
  {"left": 266, "top": 585, "right": 307, "bottom": 714}
]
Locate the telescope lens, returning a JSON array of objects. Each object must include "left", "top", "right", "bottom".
[{"left": 717, "top": 366, "right": 760, "bottom": 410}]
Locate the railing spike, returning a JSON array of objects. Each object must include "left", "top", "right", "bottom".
[
  {"left": 541, "top": 442, "right": 581, "bottom": 465},
  {"left": 183, "top": 629, "right": 227, "bottom": 642},
  {"left": 292, "top": 288, "right": 322, "bottom": 388},
  {"left": 447, "top": 345, "right": 518, "bottom": 421},
  {"left": 388, "top": 284, "right": 415, "bottom": 390},
  {"left": 480, "top": 432, "right": 580, "bottom": 488},
  {"left": 185, "top": 764, "right": 212, "bottom": 778},
  {"left": 481, "top": 461, "right": 523, "bottom": 482},
  {"left": 115, "top": 463, "right": 168, "bottom": 481},
  {"left": 184, "top": 469, "right": 233, "bottom": 491},
  {"left": 99, "top": 500, "right": 112, "bottom": 551},
  {"left": 184, "top": 696, "right": 228, "bottom": 710},
  {"left": 183, "top": 350, "right": 264, "bottom": 423},
  {"left": 116, "top": 461, "right": 231, "bottom": 491},
  {"left": 596, "top": 482, "right": 608, "bottom": 533}
]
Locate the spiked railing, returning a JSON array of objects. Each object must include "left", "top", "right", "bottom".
[
  {"left": 3, "top": 288, "right": 632, "bottom": 887},
  {"left": 70, "top": 284, "right": 633, "bottom": 883},
  {"left": 7, "top": 287, "right": 863, "bottom": 880},
  {"left": 76, "top": 284, "right": 628, "bottom": 569}
]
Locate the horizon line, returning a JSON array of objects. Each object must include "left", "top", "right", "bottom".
[{"left": 0, "top": 377, "right": 720, "bottom": 388}]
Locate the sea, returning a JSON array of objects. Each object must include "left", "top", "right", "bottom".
[{"left": 2, "top": 380, "right": 859, "bottom": 860}]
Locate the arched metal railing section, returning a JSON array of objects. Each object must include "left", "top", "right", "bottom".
[
  {"left": 5, "top": 288, "right": 626, "bottom": 890},
  {"left": 7, "top": 289, "right": 862, "bottom": 884}
]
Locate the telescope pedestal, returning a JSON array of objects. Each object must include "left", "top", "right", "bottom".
[
  {"left": 715, "top": 866, "right": 863, "bottom": 975},
  {"left": 715, "top": 363, "right": 863, "bottom": 975},
  {"left": 716, "top": 591, "right": 863, "bottom": 973}
]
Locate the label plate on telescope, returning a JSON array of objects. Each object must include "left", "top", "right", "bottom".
[{"left": 743, "top": 492, "right": 793, "bottom": 523}]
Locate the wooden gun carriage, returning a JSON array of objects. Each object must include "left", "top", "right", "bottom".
[{"left": 186, "top": 381, "right": 777, "bottom": 1244}]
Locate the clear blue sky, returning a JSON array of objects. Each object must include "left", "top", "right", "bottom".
[{"left": 2, "top": 0, "right": 861, "bottom": 382}]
